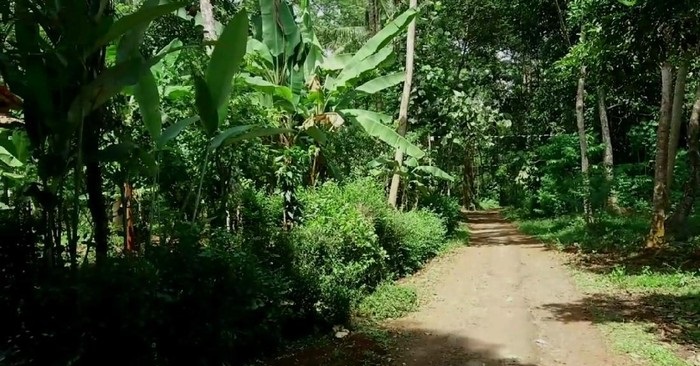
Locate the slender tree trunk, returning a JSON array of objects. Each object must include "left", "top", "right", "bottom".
[
  {"left": 87, "top": 160, "right": 109, "bottom": 263},
  {"left": 123, "top": 181, "right": 136, "bottom": 253},
  {"left": 575, "top": 66, "right": 592, "bottom": 222},
  {"left": 647, "top": 62, "right": 674, "bottom": 249},
  {"left": 388, "top": 0, "right": 417, "bottom": 208},
  {"left": 366, "top": 0, "right": 380, "bottom": 35},
  {"left": 200, "top": 0, "right": 217, "bottom": 46},
  {"left": 597, "top": 87, "right": 621, "bottom": 213},
  {"left": 667, "top": 61, "right": 689, "bottom": 188},
  {"left": 462, "top": 149, "right": 478, "bottom": 210},
  {"left": 668, "top": 84, "right": 700, "bottom": 232}
]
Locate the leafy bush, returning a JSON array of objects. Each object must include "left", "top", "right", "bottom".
[
  {"left": 386, "top": 209, "right": 447, "bottom": 275},
  {"left": 292, "top": 179, "right": 451, "bottom": 323},
  {"left": 6, "top": 231, "right": 294, "bottom": 366},
  {"left": 294, "top": 181, "right": 389, "bottom": 324},
  {"left": 419, "top": 193, "right": 461, "bottom": 234},
  {"left": 3, "top": 179, "right": 453, "bottom": 365},
  {"left": 356, "top": 283, "right": 418, "bottom": 321}
]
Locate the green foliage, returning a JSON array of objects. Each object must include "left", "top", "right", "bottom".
[
  {"left": 514, "top": 213, "right": 648, "bottom": 253},
  {"left": 355, "top": 283, "right": 418, "bottom": 321},
  {"left": 386, "top": 209, "right": 447, "bottom": 275},
  {"left": 294, "top": 181, "right": 388, "bottom": 323},
  {"left": 418, "top": 193, "right": 462, "bottom": 235},
  {"left": 290, "top": 178, "right": 451, "bottom": 323},
  {"left": 8, "top": 0, "right": 700, "bottom": 363},
  {"left": 5, "top": 232, "right": 294, "bottom": 365}
]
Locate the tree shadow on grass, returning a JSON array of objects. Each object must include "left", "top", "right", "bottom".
[
  {"left": 540, "top": 292, "right": 700, "bottom": 351},
  {"left": 264, "top": 327, "right": 540, "bottom": 366},
  {"left": 571, "top": 252, "right": 700, "bottom": 277}
]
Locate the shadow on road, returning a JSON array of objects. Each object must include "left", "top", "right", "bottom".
[
  {"left": 265, "top": 326, "right": 541, "bottom": 366},
  {"left": 465, "top": 211, "right": 546, "bottom": 248}
]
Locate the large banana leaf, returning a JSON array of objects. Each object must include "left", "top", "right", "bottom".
[
  {"left": 194, "top": 75, "right": 219, "bottom": 136},
  {"left": 152, "top": 38, "right": 184, "bottom": 77},
  {"left": 114, "top": 0, "right": 163, "bottom": 142},
  {"left": 134, "top": 70, "right": 162, "bottom": 140},
  {"left": 68, "top": 57, "right": 159, "bottom": 126},
  {"left": 414, "top": 166, "right": 455, "bottom": 182},
  {"left": 0, "top": 146, "right": 23, "bottom": 168},
  {"left": 115, "top": 0, "right": 159, "bottom": 62},
  {"left": 244, "top": 76, "right": 295, "bottom": 104},
  {"left": 247, "top": 38, "right": 274, "bottom": 66},
  {"left": 210, "top": 125, "right": 292, "bottom": 151},
  {"left": 324, "top": 9, "right": 415, "bottom": 92},
  {"left": 305, "top": 126, "right": 328, "bottom": 145},
  {"left": 259, "top": 0, "right": 301, "bottom": 57},
  {"left": 210, "top": 126, "right": 254, "bottom": 151},
  {"left": 96, "top": 2, "right": 186, "bottom": 50},
  {"left": 206, "top": 9, "right": 249, "bottom": 121},
  {"left": 329, "top": 46, "right": 394, "bottom": 92},
  {"left": 349, "top": 9, "right": 417, "bottom": 64},
  {"left": 320, "top": 53, "right": 354, "bottom": 71},
  {"left": 156, "top": 116, "right": 199, "bottom": 149},
  {"left": 356, "top": 72, "right": 405, "bottom": 94},
  {"left": 299, "top": 0, "right": 323, "bottom": 82},
  {"left": 340, "top": 109, "right": 425, "bottom": 159}
]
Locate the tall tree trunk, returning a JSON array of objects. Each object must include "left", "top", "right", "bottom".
[
  {"left": 87, "top": 158, "right": 109, "bottom": 263},
  {"left": 367, "top": 0, "right": 383, "bottom": 112},
  {"left": 388, "top": 0, "right": 417, "bottom": 208},
  {"left": 668, "top": 84, "right": 700, "bottom": 233},
  {"left": 647, "top": 62, "right": 674, "bottom": 249},
  {"left": 84, "top": 11, "right": 109, "bottom": 263},
  {"left": 575, "top": 66, "right": 592, "bottom": 222},
  {"left": 667, "top": 61, "right": 689, "bottom": 188},
  {"left": 123, "top": 181, "right": 136, "bottom": 253},
  {"left": 200, "top": 0, "right": 217, "bottom": 46},
  {"left": 597, "top": 87, "right": 621, "bottom": 213},
  {"left": 366, "top": 0, "right": 380, "bottom": 35}
]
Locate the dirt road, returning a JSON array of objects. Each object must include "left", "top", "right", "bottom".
[{"left": 387, "top": 211, "right": 630, "bottom": 366}]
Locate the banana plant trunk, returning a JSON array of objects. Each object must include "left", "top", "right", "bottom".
[
  {"left": 647, "top": 62, "right": 674, "bottom": 249},
  {"left": 388, "top": 0, "right": 417, "bottom": 208}
]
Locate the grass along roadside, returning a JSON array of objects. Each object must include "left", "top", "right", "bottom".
[
  {"left": 569, "top": 266, "right": 700, "bottom": 366},
  {"left": 509, "top": 212, "right": 700, "bottom": 365}
]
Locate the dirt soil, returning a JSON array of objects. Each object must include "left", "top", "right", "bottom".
[{"left": 385, "top": 211, "right": 632, "bottom": 366}]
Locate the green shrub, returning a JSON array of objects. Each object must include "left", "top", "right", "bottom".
[
  {"left": 3, "top": 178, "right": 453, "bottom": 365},
  {"left": 292, "top": 179, "right": 450, "bottom": 323},
  {"left": 419, "top": 193, "right": 461, "bottom": 234},
  {"left": 7, "top": 229, "right": 295, "bottom": 366},
  {"left": 386, "top": 209, "right": 447, "bottom": 275},
  {"left": 356, "top": 283, "right": 418, "bottom": 320},
  {"left": 294, "top": 181, "right": 389, "bottom": 324}
]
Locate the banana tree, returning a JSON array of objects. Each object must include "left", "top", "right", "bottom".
[
  {"left": 1, "top": 0, "right": 197, "bottom": 265},
  {"left": 122, "top": 5, "right": 292, "bottom": 226},
  {"left": 369, "top": 155, "right": 453, "bottom": 208},
  {"left": 245, "top": 0, "right": 424, "bottom": 159},
  {"left": 242, "top": 0, "right": 425, "bottom": 226}
]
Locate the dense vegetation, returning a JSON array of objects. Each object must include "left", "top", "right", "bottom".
[{"left": 1, "top": 0, "right": 700, "bottom": 364}]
